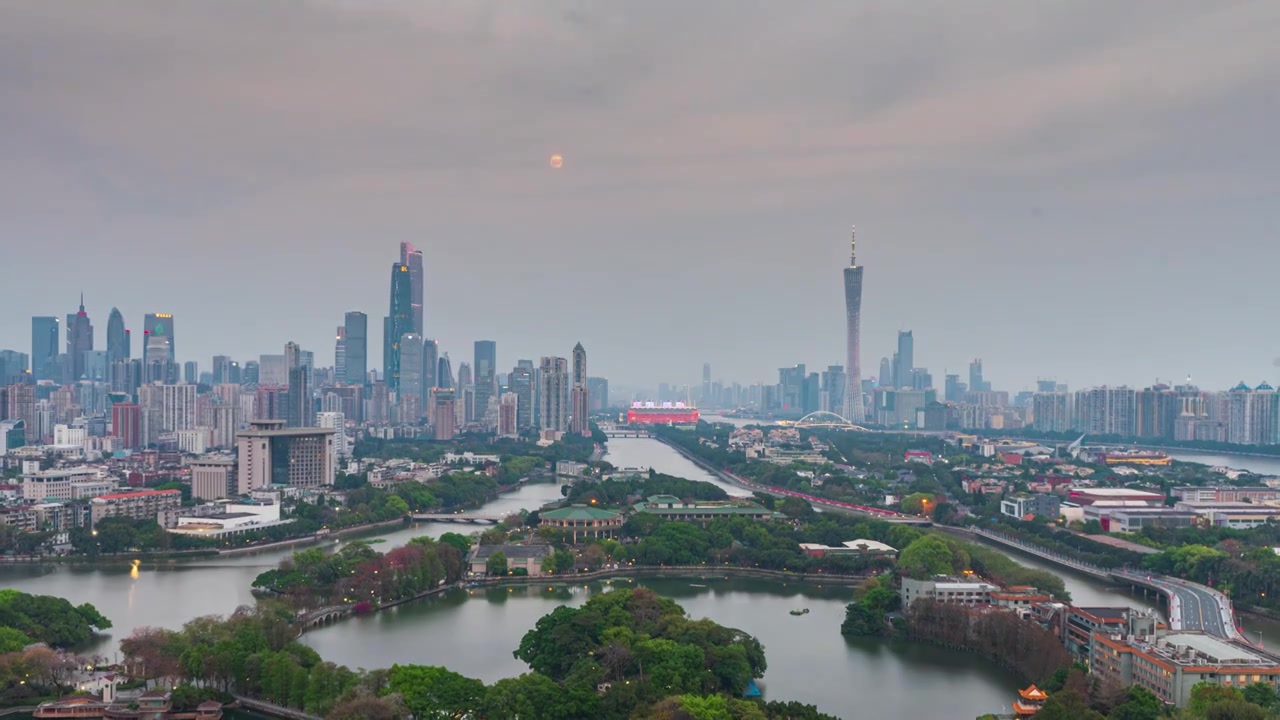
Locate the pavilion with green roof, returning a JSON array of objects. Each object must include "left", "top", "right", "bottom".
[{"left": 539, "top": 504, "right": 624, "bottom": 542}]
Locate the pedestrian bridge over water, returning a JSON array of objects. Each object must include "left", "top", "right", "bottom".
[{"left": 410, "top": 513, "right": 505, "bottom": 525}]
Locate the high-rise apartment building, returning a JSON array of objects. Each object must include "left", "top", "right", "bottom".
[
  {"left": 31, "top": 317, "right": 60, "bottom": 383},
  {"left": 1032, "top": 392, "right": 1072, "bottom": 433},
  {"left": 142, "top": 313, "right": 175, "bottom": 367},
  {"left": 538, "top": 356, "right": 569, "bottom": 433},
  {"left": 286, "top": 366, "right": 312, "bottom": 428},
  {"left": 160, "top": 383, "right": 198, "bottom": 433},
  {"left": 384, "top": 263, "right": 413, "bottom": 390},
  {"left": 183, "top": 361, "right": 198, "bottom": 385},
  {"left": 334, "top": 327, "right": 346, "bottom": 384},
  {"left": 212, "top": 356, "right": 234, "bottom": 385},
  {"left": 570, "top": 342, "right": 590, "bottom": 435},
  {"left": 316, "top": 411, "right": 349, "bottom": 458},
  {"left": 474, "top": 340, "right": 497, "bottom": 427},
  {"left": 842, "top": 228, "right": 866, "bottom": 422},
  {"left": 106, "top": 308, "right": 129, "bottom": 366},
  {"left": 343, "top": 311, "right": 368, "bottom": 385},
  {"left": 66, "top": 296, "right": 94, "bottom": 382},
  {"left": 259, "top": 354, "right": 287, "bottom": 386},
  {"left": 111, "top": 402, "right": 142, "bottom": 450},
  {"left": 400, "top": 242, "right": 424, "bottom": 337},
  {"left": 1073, "top": 387, "right": 1137, "bottom": 436},
  {"left": 432, "top": 391, "right": 457, "bottom": 440},
  {"left": 498, "top": 393, "right": 519, "bottom": 439}
]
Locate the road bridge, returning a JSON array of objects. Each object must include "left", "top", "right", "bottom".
[{"left": 410, "top": 513, "right": 505, "bottom": 525}]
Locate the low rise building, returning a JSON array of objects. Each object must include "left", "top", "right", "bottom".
[
  {"left": 538, "top": 505, "right": 623, "bottom": 542},
  {"left": 1000, "top": 493, "right": 1062, "bottom": 520},
  {"left": 1085, "top": 506, "right": 1198, "bottom": 533},
  {"left": 189, "top": 457, "right": 234, "bottom": 501},
  {"left": 799, "top": 539, "right": 898, "bottom": 557},
  {"left": 900, "top": 575, "right": 999, "bottom": 608},
  {"left": 90, "top": 489, "right": 181, "bottom": 526},
  {"left": 1092, "top": 631, "right": 1280, "bottom": 707},
  {"left": 22, "top": 467, "right": 105, "bottom": 501},
  {"left": 631, "top": 495, "right": 784, "bottom": 524},
  {"left": 468, "top": 543, "right": 554, "bottom": 577},
  {"left": 168, "top": 500, "right": 288, "bottom": 538},
  {"left": 1174, "top": 486, "right": 1280, "bottom": 503},
  {"left": 1174, "top": 501, "right": 1280, "bottom": 529},
  {"left": 1068, "top": 488, "right": 1165, "bottom": 506}
]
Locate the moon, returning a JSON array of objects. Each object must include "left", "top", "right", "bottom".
[{"left": 549, "top": 154, "right": 564, "bottom": 169}]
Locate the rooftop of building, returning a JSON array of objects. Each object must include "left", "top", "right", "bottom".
[
  {"left": 92, "top": 489, "right": 181, "bottom": 501},
  {"left": 470, "top": 543, "right": 553, "bottom": 561},
  {"left": 236, "top": 426, "right": 336, "bottom": 438},
  {"left": 1073, "top": 607, "right": 1129, "bottom": 622},
  {"left": 540, "top": 505, "right": 622, "bottom": 521},
  {"left": 1072, "top": 488, "right": 1164, "bottom": 497},
  {"left": 1137, "top": 632, "right": 1279, "bottom": 667}
]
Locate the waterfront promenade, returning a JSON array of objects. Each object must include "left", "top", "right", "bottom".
[{"left": 966, "top": 527, "right": 1245, "bottom": 642}]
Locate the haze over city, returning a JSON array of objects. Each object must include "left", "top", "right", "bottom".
[{"left": 3, "top": 2, "right": 1279, "bottom": 390}]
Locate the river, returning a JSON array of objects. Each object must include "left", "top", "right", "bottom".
[{"left": 2, "top": 437, "right": 1033, "bottom": 719}]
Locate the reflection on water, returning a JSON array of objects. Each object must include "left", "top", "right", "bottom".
[{"left": 604, "top": 437, "right": 752, "bottom": 497}]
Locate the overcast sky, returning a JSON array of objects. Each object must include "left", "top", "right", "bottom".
[{"left": 2, "top": 1, "right": 1278, "bottom": 394}]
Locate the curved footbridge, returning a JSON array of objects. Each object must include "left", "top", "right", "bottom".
[{"left": 968, "top": 528, "right": 1247, "bottom": 642}]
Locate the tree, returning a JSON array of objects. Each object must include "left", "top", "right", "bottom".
[
  {"left": 486, "top": 551, "right": 508, "bottom": 576},
  {"left": 481, "top": 672, "right": 598, "bottom": 720},
  {"left": 1205, "top": 699, "right": 1267, "bottom": 720},
  {"left": 1242, "top": 682, "right": 1278, "bottom": 709},
  {"left": 387, "top": 664, "right": 485, "bottom": 719},
  {"left": 438, "top": 533, "right": 472, "bottom": 556},
  {"left": 1034, "top": 690, "right": 1104, "bottom": 720},
  {"left": 327, "top": 689, "right": 409, "bottom": 720},
  {"left": 900, "top": 493, "right": 935, "bottom": 515},
  {"left": 1189, "top": 682, "right": 1243, "bottom": 717},
  {"left": 384, "top": 495, "right": 410, "bottom": 516},
  {"left": 896, "top": 535, "right": 956, "bottom": 578},
  {"left": 1109, "top": 686, "right": 1162, "bottom": 720}
]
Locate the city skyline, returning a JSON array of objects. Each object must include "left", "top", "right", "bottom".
[{"left": 3, "top": 4, "right": 1279, "bottom": 389}]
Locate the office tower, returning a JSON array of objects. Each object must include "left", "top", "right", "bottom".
[
  {"left": 587, "top": 377, "right": 609, "bottom": 412},
  {"left": 538, "top": 357, "right": 570, "bottom": 433},
  {"left": 432, "top": 391, "right": 457, "bottom": 440},
  {"left": 474, "top": 340, "right": 497, "bottom": 426},
  {"left": 944, "top": 375, "right": 966, "bottom": 403},
  {"left": 316, "top": 411, "right": 349, "bottom": 458},
  {"left": 384, "top": 263, "right": 413, "bottom": 390},
  {"left": 569, "top": 343, "right": 590, "bottom": 435},
  {"left": 286, "top": 366, "right": 312, "bottom": 428},
  {"left": 422, "top": 339, "right": 438, "bottom": 402},
  {"left": 498, "top": 393, "right": 519, "bottom": 438},
  {"left": 521, "top": 359, "right": 538, "bottom": 427},
  {"left": 343, "top": 311, "right": 368, "bottom": 385},
  {"left": 893, "top": 330, "right": 914, "bottom": 391},
  {"left": 779, "top": 364, "right": 806, "bottom": 411},
  {"left": 142, "top": 313, "right": 175, "bottom": 368},
  {"left": 842, "top": 228, "right": 866, "bottom": 422},
  {"left": 802, "top": 372, "right": 821, "bottom": 414},
  {"left": 0, "top": 351, "right": 29, "bottom": 385},
  {"left": 284, "top": 342, "right": 301, "bottom": 371},
  {"left": 334, "top": 327, "right": 346, "bottom": 384},
  {"left": 256, "top": 355, "right": 284, "bottom": 386},
  {"left": 190, "top": 458, "right": 234, "bottom": 501},
  {"left": 66, "top": 295, "right": 94, "bottom": 381},
  {"left": 212, "top": 356, "right": 233, "bottom": 385},
  {"left": 106, "top": 307, "right": 129, "bottom": 366},
  {"left": 511, "top": 363, "right": 533, "bottom": 430},
  {"left": 236, "top": 420, "right": 336, "bottom": 493},
  {"left": 437, "top": 354, "right": 454, "bottom": 390},
  {"left": 111, "top": 359, "right": 142, "bottom": 395},
  {"left": 821, "top": 366, "right": 846, "bottom": 417},
  {"left": 80, "top": 351, "right": 108, "bottom": 382},
  {"left": 242, "top": 361, "right": 259, "bottom": 386},
  {"left": 400, "top": 242, "right": 425, "bottom": 337},
  {"left": 1036, "top": 380, "right": 1058, "bottom": 393},
  {"left": 968, "top": 359, "right": 991, "bottom": 394},
  {"left": 878, "top": 357, "right": 892, "bottom": 387},
  {"left": 31, "top": 317, "right": 60, "bottom": 382},
  {"left": 456, "top": 362, "right": 473, "bottom": 425},
  {"left": 398, "top": 333, "right": 424, "bottom": 418},
  {"left": 910, "top": 368, "right": 932, "bottom": 391},
  {"left": 183, "top": 361, "right": 198, "bottom": 385}
]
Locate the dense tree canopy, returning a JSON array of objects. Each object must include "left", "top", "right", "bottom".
[{"left": 0, "top": 589, "right": 111, "bottom": 648}]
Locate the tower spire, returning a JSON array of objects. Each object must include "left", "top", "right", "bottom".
[
  {"left": 79, "top": 292, "right": 85, "bottom": 312},
  {"left": 850, "top": 225, "right": 857, "bottom": 266}
]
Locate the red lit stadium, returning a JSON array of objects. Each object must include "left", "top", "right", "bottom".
[{"left": 626, "top": 402, "right": 700, "bottom": 424}]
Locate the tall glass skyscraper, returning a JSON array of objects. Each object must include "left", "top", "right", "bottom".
[
  {"left": 422, "top": 338, "right": 438, "bottom": 396},
  {"left": 400, "top": 242, "right": 424, "bottom": 337},
  {"left": 106, "top": 307, "right": 130, "bottom": 366},
  {"left": 343, "top": 311, "right": 368, "bottom": 385},
  {"left": 31, "top": 316, "right": 59, "bottom": 382},
  {"left": 384, "top": 263, "right": 413, "bottom": 390},
  {"left": 66, "top": 295, "right": 94, "bottom": 382},
  {"left": 143, "top": 312, "right": 175, "bottom": 367},
  {"left": 473, "top": 340, "right": 497, "bottom": 425},
  {"left": 843, "top": 227, "right": 866, "bottom": 422}
]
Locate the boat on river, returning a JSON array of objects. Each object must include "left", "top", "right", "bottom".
[{"left": 789, "top": 608, "right": 810, "bottom": 616}]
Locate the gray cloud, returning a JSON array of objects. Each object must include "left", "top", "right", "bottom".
[{"left": 1, "top": 1, "right": 1278, "bottom": 392}]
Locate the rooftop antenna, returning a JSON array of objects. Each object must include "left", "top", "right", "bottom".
[{"left": 850, "top": 225, "right": 857, "bottom": 266}]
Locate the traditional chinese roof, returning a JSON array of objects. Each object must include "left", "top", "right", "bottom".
[
  {"left": 1018, "top": 685, "right": 1048, "bottom": 700},
  {"left": 540, "top": 505, "right": 621, "bottom": 521}
]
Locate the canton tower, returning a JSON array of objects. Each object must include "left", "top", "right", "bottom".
[{"left": 843, "top": 227, "right": 866, "bottom": 423}]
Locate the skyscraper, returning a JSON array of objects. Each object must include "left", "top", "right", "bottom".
[
  {"left": 65, "top": 295, "right": 94, "bottom": 382},
  {"left": 587, "top": 377, "right": 609, "bottom": 412},
  {"left": 398, "top": 333, "right": 424, "bottom": 417},
  {"left": 437, "top": 354, "right": 454, "bottom": 390},
  {"left": 142, "top": 313, "right": 175, "bottom": 366},
  {"left": 31, "top": 317, "right": 59, "bottom": 382},
  {"left": 106, "top": 308, "right": 129, "bottom": 366},
  {"left": 969, "top": 359, "right": 990, "bottom": 393},
  {"left": 511, "top": 363, "right": 533, "bottom": 430},
  {"left": 843, "top": 228, "right": 866, "bottom": 422},
  {"left": 334, "top": 327, "right": 346, "bottom": 384},
  {"left": 893, "top": 330, "right": 914, "bottom": 391},
  {"left": 702, "top": 363, "right": 712, "bottom": 406},
  {"left": 422, "top": 339, "right": 438, "bottom": 400},
  {"left": 498, "top": 393, "right": 519, "bottom": 439},
  {"left": 384, "top": 263, "right": 413, "bottom": 390},
  {"left": 343, "top": 311, "right": 368, "bottom": 385},
  {"left": 538, "top": 356, "right": 569, "bottom": 433},
  {"left": 570, "top": 343, "right": 590, "bottom": 436},
  {"left": 285, "top": 342, "right": 312, "bottom": 428},
  {"left": 473, "top": 340, "right": 497, "bottom": 427},
  {"left": 400, "top": 242, "right": 424, "bottom": 337}
]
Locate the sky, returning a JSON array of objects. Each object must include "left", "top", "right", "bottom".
[{"left": 2, "top": 1, "right": 1278, "bottom": 395}]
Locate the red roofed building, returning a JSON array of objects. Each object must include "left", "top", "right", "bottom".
[
  {"left": 1013, "top": 685, "right": 1047, "bottom": 717},
  {"left": 90, "top": 489, "right": 181, "bottom": 526},
  {"left": 904, "top": 451, "right": 934, "bottom": 464}
]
